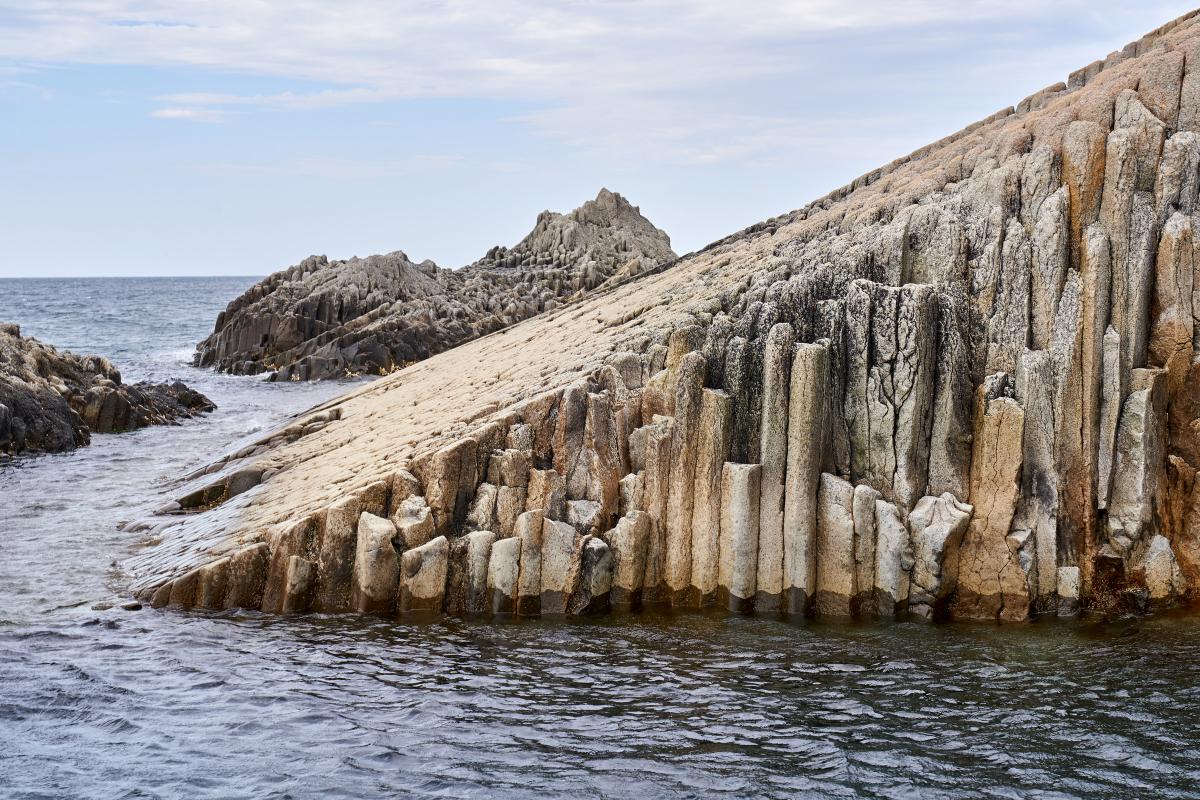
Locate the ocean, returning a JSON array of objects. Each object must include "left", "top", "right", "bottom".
[{"left": 1, "top": 276, "right": 1199, "bottom": 799}]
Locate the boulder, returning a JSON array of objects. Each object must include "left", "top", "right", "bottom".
[
  {"left": 487, "top": 536, "right": 523, "bottom": 614},
  {"left": 605, "top": 511, "right": 651, "bottom": 609},
  {"left": 873, "top": 499, "right": 911, "bottom": 617},
  {"left": 351, "top": 512, "right": 400, "bottom": 613},
  {"left": 541, "top": 518, "right": 582, "bottom": 614},
  {"left": 569, "top": 537, "right": 614, "bottom": 614},
  {"left": 314, "top": 497, "right": 361, "bottom": 613},
  {"left": 398, "top": 535, "right": 449, "bottom": 613},
  {"left": 515, "top": 510, "right": 545, "bottom": 615},
  {"left": 689, "top": 389, "right": 733, "bottom": 603},
  {"left": 782, "top": 342, "right": 828, "bottom": 614},
  {"left": 908, "top": 494, "right": 973, "bottom": 620}
]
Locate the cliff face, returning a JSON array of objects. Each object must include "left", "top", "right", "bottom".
[
  {"left": 0, "top": 324, "right": 215, "bottom": 456},
  {"left": 135, "top": 11, "right": 1200, "bottom": 622},
  {"left": 193, "top": 189, "right": 676, "bottom": 381}
]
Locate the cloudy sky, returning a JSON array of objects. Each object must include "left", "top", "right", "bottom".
[{"left": 1, "top": 1, "right": 1195, "bottom": 278}]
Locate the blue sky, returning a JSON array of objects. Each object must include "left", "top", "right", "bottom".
[{"left": 1, "top": 1, "right": 1196, "bottom": 278}]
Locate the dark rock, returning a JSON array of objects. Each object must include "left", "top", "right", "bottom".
[
  {"left": 0, "top": 326, "right": 216, "bottom": 456},
  {"left": 194, "top": 189, "right": 676, "bottom": 380}
]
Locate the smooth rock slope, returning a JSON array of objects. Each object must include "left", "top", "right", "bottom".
[
  {"left": 194, "top": 189, "right": 676, "bottom": 381},
  {"left": 136, "top": 11, "right": 1200, "bottom": 622},
  {"left": 0, "top": 324, "right": 215, "bottom": 456}
]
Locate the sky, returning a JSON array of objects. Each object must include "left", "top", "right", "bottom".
[{"left": 0, "top": 2, "right": 1197, "bottom": 279}]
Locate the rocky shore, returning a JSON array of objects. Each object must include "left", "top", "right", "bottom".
[
  {"left": 133, "top": 11, "right": 1200, "bottom": 623},
  {"left": 193, "top": 189, "right": 676, "bottom": 381},
  {"left": 0, "top": 323, "right": 215, "bottom": 456}
]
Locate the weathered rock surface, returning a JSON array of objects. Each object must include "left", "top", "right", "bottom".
[
  {"left": 398, "top": 535, "right": 449, "bottom": 613},
  {"left": 137, "top": 12, "right": 1200, "bottom": 622},
  {"left": 194, "top": 189, "right": 676, "bottom": 380},
  {"left": 0, "top": 323, "right": 215, "bottom": 457}
]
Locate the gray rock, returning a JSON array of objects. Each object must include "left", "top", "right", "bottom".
[
  {"left": 195, "top": 190, "right": 676, "bottom": 380},
  {"left": 0, "top": 325, "right": 214, "bottom": 456},
  {"left": 689, "top": 389, "right": 732, "bottom": 603},
  {"left": 1056, "top": 566, "right": 1081, "bottom": 616},
  {"left": 314, "top": 496, "right": 361, "bottom": 613},
  {"left": 814, "top": 473, "right": 856, "bottom": 618},
  {"left": 782, "top": 342, "right": 828, "bottom": 614},
  {"left": 569, "top": 537, "right": 614, "bottom": 614}
]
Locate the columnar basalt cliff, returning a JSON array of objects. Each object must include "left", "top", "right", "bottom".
[
  {"left": 135, "top": 12, "right": 1200, "bottom": 623},
  {"left": 194, "top": 189, "right": 676, "bottom": 381},
  {"left": 0, "top": 324, "right": 215, "bottom": 456}
]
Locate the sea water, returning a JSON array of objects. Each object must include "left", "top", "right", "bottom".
[{"left": 1, "top": 277, "right": 1199, "bottom": 799}]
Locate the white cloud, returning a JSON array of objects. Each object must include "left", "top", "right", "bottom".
[
  {"left": 156, "top": 87, "right": 396, "bottom": 110},
  {"left": 0, "top": 78, "right": 54, "bottom": 100},
  {"left": 150, "top": 106, "right": 224, "bottom": 122},
  {"left": 2, "top": 1, "right": 1197, "bottom": 160}
]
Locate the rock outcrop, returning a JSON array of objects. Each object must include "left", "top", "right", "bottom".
[
  {"left": 0, "top": 323, "right": 215, "bottom": 457},
  {"left": 134, "top": 11, "right": 1200, "bottom": 623},
  {"left": 194, "top": 189, "right": 676, "bottom": 381}
]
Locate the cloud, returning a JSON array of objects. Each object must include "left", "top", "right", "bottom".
[
  {"left": 0, "top": 78, "right": 54, "bottom": 100},
  {"left": 188, "top": 154, "right": 464, "bottom": 179},
  {"left": 150, "top": 106, "right": 224, "bottom": 122},
  {"left": 156, "top": 87, "right": 395, "bottom": 110},
  {"left": 2, "top": 1, "right": 1196, "bottom": 161}
]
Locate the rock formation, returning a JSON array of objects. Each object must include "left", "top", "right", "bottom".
[
  {"left": 0, "top": 323, "right": 215, "bottom": 457},
  {"left": 133, "top": 11, "right": 1200, "bottom": 622},
  {"left": 194, "top": 189, "right": 676, "bottom": 381}
]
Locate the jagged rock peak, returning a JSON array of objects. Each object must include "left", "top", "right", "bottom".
[
  {"left": 194, "top": 190, "right": 676, "bottom": 381},
  {"left": 468, "top": 188, "right": 674, "bottom": 276}
]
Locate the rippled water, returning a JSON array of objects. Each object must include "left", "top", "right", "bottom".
[{"left": 2, "top": 277, "right": 1200, "bottom": 799}]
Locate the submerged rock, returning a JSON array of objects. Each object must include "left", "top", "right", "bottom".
[{"left": 0, "top": 323, "right": 215, "bottom": 456}]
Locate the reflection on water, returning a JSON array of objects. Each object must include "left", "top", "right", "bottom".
[{"left": 2, "top": 278, "right": 1200, "bottom": 799}]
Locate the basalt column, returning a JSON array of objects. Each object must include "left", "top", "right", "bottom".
[
  {"left": 782, "top": 342, "right": 829, "bottom": 614},
  {"left": 689, "top": 389, "right": 733, "bottom": 605},
  {"left": 664, "top": 352, "right": 706, "bottom": 603},
  {"left": 755, "top": 322, "right": 794, "bottom": 613},
  {"left": 717, "top": 463, "right": 761, "bottom": 612}
]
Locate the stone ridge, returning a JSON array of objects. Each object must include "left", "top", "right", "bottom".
[
  {"left": 133, "top": 10, "right": 1200, "bottom": 624},
  {"left": 193, "top": 189, "right": 675, "bottom": 381},
  {"left": 0, "top": 323, "right": 216, "bottom": 456}
]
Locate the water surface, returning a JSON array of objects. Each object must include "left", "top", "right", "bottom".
[{"left": 1, "top": 277, "right": 1199, "bottom": 799}]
